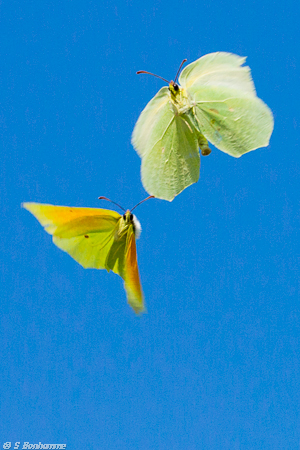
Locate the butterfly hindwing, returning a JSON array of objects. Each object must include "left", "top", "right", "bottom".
[
  {"left": 191, "top": 90, "right": 274, "bottom": 157},
  {"left": 123, "top": 226, "right": 144, "bottom": 313}
]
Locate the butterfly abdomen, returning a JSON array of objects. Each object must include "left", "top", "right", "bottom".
[{"left": 198, "top": 134, "right": 212, "bottom": 156}]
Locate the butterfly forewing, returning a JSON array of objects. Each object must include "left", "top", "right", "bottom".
[
  {"left": 179, "top": 52, "right": 256, "bottom": 95},
  {"left": 23, "top": 203, "right": 120, "bottom": 269},
  {"left": 23, "top": 203, "right": 120, "bottom": 235},
  {"left": 132, "top": 87, "right": 170, "bottom": 157}
]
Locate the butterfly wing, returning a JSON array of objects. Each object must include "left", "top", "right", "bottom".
[
  {"left": 22, "top": 202, "right": 121, "bottom": 270},
  {"left": 179, "top": 52, "right": 256, "bottom": 95},
  {"left": 106, "top": 224, "right": 144, "bottom": 313},
  {"left": 132, "top": 86, "right": 170, "bottom": 157},
  {"left": 180, "top": 52, "right": 274, "bottom": 157},
  {"left": 193, "top": 91, "right": 273, "bottom": 157},
  {"left": 141, "top": 112, "right": 200, "bottom": 201},
  {"left": 132, "top": 87, "right": 200, "bottom": 201},
  {"left": 23, "top": 203, "right": 145, "bottom": 313}
]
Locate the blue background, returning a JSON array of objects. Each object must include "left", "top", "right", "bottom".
[{"left": 1, "top": 0, "right": 299, "bottom": 448}]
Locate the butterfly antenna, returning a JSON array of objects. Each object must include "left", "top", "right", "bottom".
[
  {"left": 98, "top": 196, "right": 126, "bottom": 212},
  {"left": 130, "top": 195, "right": 155, "bottom": 212},
  {"left": 174, "top": 59, "right": 187, "bottom": 83},
  {"left": 136, "top": 70, "right": 170, "bottom": 84}
]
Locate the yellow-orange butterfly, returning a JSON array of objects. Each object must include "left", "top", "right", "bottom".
[{"left": 22, "top": 196, "right": 154, "bottom": 314}]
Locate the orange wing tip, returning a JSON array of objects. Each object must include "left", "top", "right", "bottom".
[
  {"left": 125, "top": 285, "right": 146, "bottom": 314},
  {"left": 129, "top": 299, "right": 147, "bottom": 315}
]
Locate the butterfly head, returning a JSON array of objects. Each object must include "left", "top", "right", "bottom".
[
  {"left": 169, "top": 80, "right": 180, "bottom": 99},
  {"left": 136, "top": 58, "right": 187, "bottom": 103},
  {"left": 99, "top": 196, "right": 153, "bottom": 240},
  {"left": 122, "top": 210, "right": 142, "bottom": 239},
  {"left": 122, "top": 210, "right": 134, "bottom": 224}
]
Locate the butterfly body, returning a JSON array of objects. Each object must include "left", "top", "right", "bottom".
[
  {"left": 132, "top": 52, "right": 274, "bottom": 201},
  {"left": 168, "top": 83, "right": 192, "bottom": 113},
  {"left": 169, "top": 86, "right": 213, "bottom": 157},
  {"left": 23, "top": 202, "right": 145, "bottom": 314},
  {"left": 118, "top": 210, "right": 141, "bottom": 240}
]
